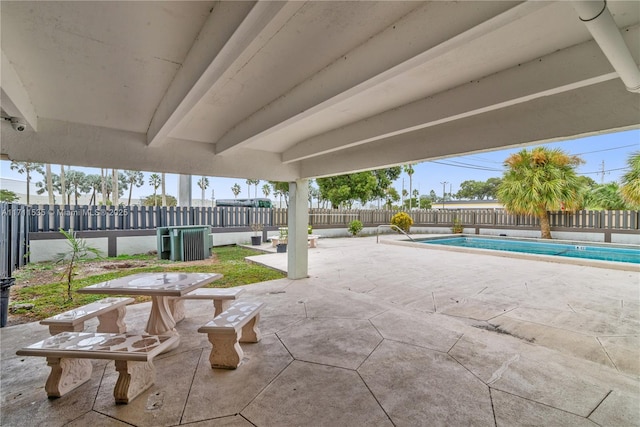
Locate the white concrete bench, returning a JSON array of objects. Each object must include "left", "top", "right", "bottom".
[
  {"left": 168, "top": 287, "right": 245, "bottom": 323},
  {"left": 198, "top": 301, "right": 265, "bottom": 369},
  {"left": 40, "top": 297, "right": 135, "bottom": 335},
  {"left": 16, "top": 332, "right": 179, "bottom": 404},
  {"left": 269, "top": 235, "right": 321, "bottom": 248}
]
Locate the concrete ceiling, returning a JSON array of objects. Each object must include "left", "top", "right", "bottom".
[{"left": 1, "top": 1, "right": 639, "bottom": 181}]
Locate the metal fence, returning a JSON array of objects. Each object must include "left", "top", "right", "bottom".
[
  {"left": 1, "top": 203, "right": 637, "bottom": 277},
  {"left": 13, "top": 204, "right": 639, "bottom": 232},
  {"left": 0, "top": 203, "right": 30, "bottom": 278}
]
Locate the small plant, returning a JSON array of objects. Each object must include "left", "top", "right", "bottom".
[
  {"left": 250, "top": 223, "right": 264, "bottom": 236},
  {"left": 54, "top": 228, "right": 102, "bottom": 301},
  {"left": 308, "top": 225, "right": 313, "bottom": 235},
  {"left": 391, "top": 212, "right": 413, "bottom": 233},
  {"left": 348, "top": 220, "right": 363, "bottom": 236},
  {"left": 279, "top": 227, "right": 288, "bottom": 244},
  {"left": 452, "top": 218, "right": 464, "bottom": 233}
]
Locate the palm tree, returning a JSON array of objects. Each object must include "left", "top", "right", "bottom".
[
  {"left": 231, "top": 183, "right": 241, "bottom": 199},
  {"left": 112, "top": 169, "right": 119, "bottom": 205},
  {"left": 65, "top": 170, "right": 88, "bottom": 205},
  {"left": 497, "top": 147, "right": 583, "bottom": 239},
  {"left": 197, "top": 176, "right": 209, "bottom": 206},
  {"left": 585, "top": 183, "right": 627, "bottom": 210},
  {"left": 149, "top": 173, "right": 162, "bottom": 207},
  {"left": 262, "top": 183, "right": 271, "bottom": 199},
  {"left": 161, "top": 172, "right": 167, "bottom": 207},
  {"left": 100, "top": 168, "right": 107, "bottom": 205},
  {"left": 245, "top": 179, "right": 260, "bottom": 199},
  {"left": 123, "top": 170, "right": 144, "bottom": 206},
  {"left": 10, "top": 161, "right": 44, "bottom": 204},
  {"left": 403, "top": 164, "right": 415, "bottom": 210},
  {"left": 45, "top": 164, "right": 54, "bottom": 204},
  {"left": 85, "top": 174, "right": 102, "bottom": 205},
  {"left": 620, "top": 151, "right": 640, "bottom": 208},
  {"left": 60, "top": 165, "right": 66, "bottom": 204}
]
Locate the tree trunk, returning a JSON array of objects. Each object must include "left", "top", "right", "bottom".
[
  {"left": 539, "top": 212, "right": 552, "bottom": 239},
  {"left": 60, "top": 166, "right": 66, "bottom": 204},
  {"left": 112, "top": 169, "right": 118, "bottom": 205},
  {"left": 101, "top": 168, "right": 106, "bottom": 205},
  {"left": 161, "top": 173, "right": 166, "bottom": 207},
  {"left": 25, "top": 170, "right": 31, "bottom": 205},
  {"left": 127, "top": 182, "right": 133, "bottom": 206},
  {"left": 46, "top": 164, "right": 54, "bottom": 205}
]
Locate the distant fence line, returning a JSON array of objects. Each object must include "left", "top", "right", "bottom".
[{"left": 2, "top": 203, "right": 638, "bottom": 232}]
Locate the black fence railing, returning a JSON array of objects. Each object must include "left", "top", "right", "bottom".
[{"left": 0, "top": 203, "right": 30, "bottom": 278}]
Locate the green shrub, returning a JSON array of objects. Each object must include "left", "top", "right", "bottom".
[
  {"left": 391, "top": 212, "right": 413, "bottom": 233},
  {"left": 348, "top": 220, "right": 363, "bottom": 236},
  {"left": 452, "top": 218, "right": 464, "bottom": 233},
  {"left": 308, "top": 225, "right": 313, "bottom": 235}
]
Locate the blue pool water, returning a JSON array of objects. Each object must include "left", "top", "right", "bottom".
[{"left": 419, "top": 237, "right": 640, "bottom": 264}]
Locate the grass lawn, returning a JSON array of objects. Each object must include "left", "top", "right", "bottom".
[{"left": 9, "top": 246, "right": 284, "bottom": 322}]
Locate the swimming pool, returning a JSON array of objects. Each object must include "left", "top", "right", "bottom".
[{"left": 419, "top": 237, "right": 640, "bottom": 264}]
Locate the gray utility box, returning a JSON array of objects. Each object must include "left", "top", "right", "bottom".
[{"left": 157, "top": 226, "right": 212, "bottom": 261}]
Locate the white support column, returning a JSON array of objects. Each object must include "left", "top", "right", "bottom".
[
  {"left": 178, "top": 175, "right": 192, "bottom": 207},
  {"left": 287, "top": 179, "right": 309, "bottom": 279}
]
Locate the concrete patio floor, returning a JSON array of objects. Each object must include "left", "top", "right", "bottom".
[{"left": 1, "top": 235, "right": 639, "bottom": 426}]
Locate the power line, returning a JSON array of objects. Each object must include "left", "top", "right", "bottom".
[{"left": 574, "top": 143, "right": 638, "bottom": 156}]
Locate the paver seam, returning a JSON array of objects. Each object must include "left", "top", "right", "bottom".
[
  {"left": 178, "top": 348, "right": 206, "bottom": 425},
  {"left": 490, "top": 387, "right": 602, "bottom": 426},
  {"left": 355, "top": 369, "right": 397, "bottom": 427},
  {"left": 488, "top": 387, "right": 498, "bottom": 427},
  {"left": 586, "top": 389, "right": 614, "bottom": 419},
  {"left": 595, "top": 337, "right": 621, "bottom": 373},
  {"left": 354, "top": 333, "right": 385, "bottom": 371}
]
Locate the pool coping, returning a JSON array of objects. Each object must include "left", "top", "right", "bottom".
[{"left": 382, "top": 234, "right": 640, "bottom": 272}]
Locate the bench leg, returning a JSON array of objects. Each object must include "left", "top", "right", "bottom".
[
  {"left": 239, "top": 313, "right": 262, "bottom": 343},
  {"left": 206, "top": 331, "right": 243, "bottom": 369},
  {"left": 45, "top": 357, "right": 93, "bottom": 398},
  {"left": 213, "top": 300, "right": 232, "bottom": 317},
  {"left": 48, "top": 322, "right": 85, "bottom": 336},
  {"left": 114, "top": 360, "right": 156, "bottom": 404},
  {"left": 97, "top": 306, "right": 128, "bottom": 333},
  {"left": 167, "top": 298, "right": 186, "bottom": 323}
]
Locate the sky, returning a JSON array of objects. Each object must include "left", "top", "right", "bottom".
[{"left": 1, "top": 128, "right": 638, "bottom": 205}]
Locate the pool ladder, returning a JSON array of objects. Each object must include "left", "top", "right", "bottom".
[{"left": 376, "top": 224, "right": 417, "bottom": 243}]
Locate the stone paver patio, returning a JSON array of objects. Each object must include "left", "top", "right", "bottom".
[{"left": 2, "top": 235, "right": 638, "bottom": 426}]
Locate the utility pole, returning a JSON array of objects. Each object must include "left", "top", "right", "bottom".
[
  {"left": 600, "top": 160, "right": 605, "bottom": 184},
  {"left": 440, "top": 181, "right": 449, "bottom": 209}
]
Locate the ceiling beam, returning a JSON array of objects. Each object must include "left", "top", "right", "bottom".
[
  {"left": 283, "top": 28, "right": 637, "bottom": 163},
  {"left": 299, "top": 80, "right": 640, "bottom": 178},
  {"left": 146, "top": 1, "right": 304, "bottom": 147},
  {"left": 1, "top": 118, "right": 299, "bottom": 181},
  {"left": 214, "top": 1, "right": 549, "bottom": 155},
  {"left": 0, "top": 50, "right": 38, "bottom": 131}
]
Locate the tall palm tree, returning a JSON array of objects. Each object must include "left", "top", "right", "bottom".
[
  {"left": 497, "top": 147, "right": 583, "bottom": 239},
  {"left": 231, "top": 183, "right": 241, "bottom": 199},
  {"left": 10, "top": 161, "right": 44, "bottom": 204},
  {"left": 123, "top": 170, "right": 144, "bottom": 206},
  {"left": 100, "top": 168, "right": 107, "bottom": 205},
  {"left": 45, "top": 164, "right": 54, "bottom": 204},
  {"left": 149, "top": 173, "right": 162, "bottom": 207},
  {"left": 161, "top": 172, "right": 167, "bottom": 207},
  {"left": 65, "top": 170, "right": 88, "bottom": 205},
  {"left": 262, "top": 183, "right": 271, "bottom": 199},
  {"left": 85, "top": 174, "right": 102, "bottom": 205},
  {"left": 620, "top": 151, "right": 640, "bottom": 208},
  {"left": 112, "top": 169, "right": 119, "bottom": 205},
  {"left": 197, "top": 176, "right": 209, "bottom": 206},
  {"left": 60, "top": 165, "right": 66, "bottom": 204},
  {"left": 403, "top": 164, "right": 415, "bottom": 210}
]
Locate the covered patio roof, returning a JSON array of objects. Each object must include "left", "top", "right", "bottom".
[{"left": 1, "top": 1, "right": 639, "bottom": 180}]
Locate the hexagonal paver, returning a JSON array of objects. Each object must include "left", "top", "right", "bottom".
[
  {"left": 358, "top": 340, "right": 494, "bottom": 426},
  {"left": 277, "top": 317, "right": 382, "bottom": 369},
  {"left": 242, "top": 360, "right": 392, "bottom": 426}
]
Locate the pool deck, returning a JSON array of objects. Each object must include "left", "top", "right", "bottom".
[{"left": 2, "top": 235, "right": 639, "bottom": 426}]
